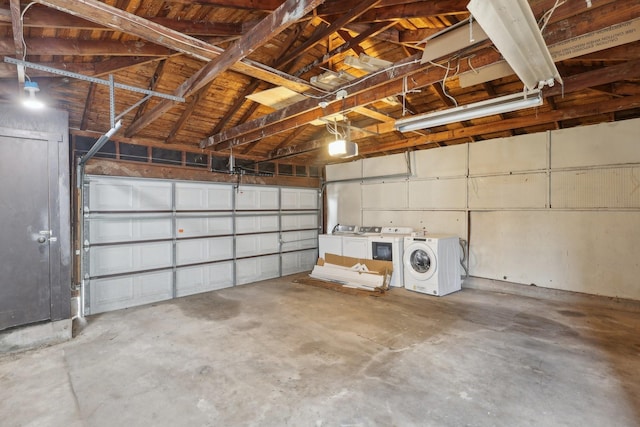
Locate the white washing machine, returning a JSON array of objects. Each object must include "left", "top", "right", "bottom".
[
  {"left": 318, "top": 224, "right": 358, "bottom": 259},
  {"left": 403, "top": 235, "right": 461, "bottom": 296}
]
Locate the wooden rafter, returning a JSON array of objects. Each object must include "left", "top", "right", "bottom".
[
  {"left": 33, "top": 0, "right": 315, "bottom": 93},
  {"left": 124, "top": 0, "right": 325, "bottom": 137},
  {"left": 132, "top": 59, "right": 168, "bottom": 123},
  {"left": 0, "top": 5, "right": 246, "bottom": 36},
  {"left": 294, "top": 20, "right": 397, "bottom": 77},
  {"left": 278, "top": 0, "right": 382, "bottom": 67},
  {"left": 165, "top": 80, "right": 216, "bottom": 144},
  {"left": 0, "top": 38, "right": 173, "bottom": 56},
  {"left": 201, "top": 2, "right": 638, "bottom": 151},
  {"left": 190, "top": 25, "right": 302, "bottom": 148},
  {"left": 9, "top": 0, "right": 25, "bottom": 83},
  {"left": 268, "top": 59, "right": 640, "bottom": 158},
  {"left": 80, "top": 83, "right": 97, "bottom": 131}
]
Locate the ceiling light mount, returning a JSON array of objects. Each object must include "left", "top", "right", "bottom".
[
  {"left": 327, "top": 118, "right": 358, "bottom": 158},
  {"left": 22, "top": 81, "right": 44, "bottom": 109}
]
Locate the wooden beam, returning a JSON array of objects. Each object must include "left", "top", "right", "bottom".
[
  {"left": 278, "top": 0, "right": 382, "bottom": 67},
  {"left": 340, "top": 0, "right": 469, "bottom": 23},
  {"left": 293, "top": 20, "right": 397, "bottom": 77},
  {"left": 0, "top": 38, "right": 173, "bottom": 56},
  {"left": 0, "top": 4, "right": 253, "bottom": 36},
  {"left": 0, "top": 6, "right": 10, "bottom": 23},
  {"left": 33, "top": 0, "right": 315, "bottom": 94},
  {"left": 125, "top": 0, "right": 325, "bottom": 137},
  {"left": 84, "top": 158, "right": 321, "bottom": 188},
  {"left": 160, "top": 0, "right": 284, "bottom": 12},
  {"left": 93, "top": 56, "right": 166, "bottom": 77},
  {"left": 352, "top": 106, "right": 393, "bottom": 122},
  {"left": 271, "top": 94, "right": 640, "bottom": 159},
  {"left": 202, "top": 25, "right": 303, "bottom": 149},
  {"left": 268, "top": 60, "right": 640, "bottom": 158},
  {"left": 316, "top": 0, "right": 452, "bottom": 17},
  {"left": 9, "top": 0, "right": 25, "bottom": 83},
  {"left": 364, "top": 95, "right": 640, "bottom": 154},
  {"left": 200, "top": 51, "right": 469, "bottom": 149},
  {"left": 146, "top": 17, "right": 244, "bottom": 37},
  {"left": 345, "top": 23, "right": 399, "bottom": 43},
  {"left": 201, "top": 3, "right": 637, "bottom": 150},
  {"left": 132, "top": 59, "right": 168, "bottom": 123},
  {"left": 165, "top": 80, "right": 215, "bottom": 144},
  {"left": 80, "top": 83, "right": 97, "bottom": 130}
]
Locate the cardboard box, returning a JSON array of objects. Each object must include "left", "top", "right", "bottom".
[{"left": 309, "top": 253, "right": 393, "bottom": 291}]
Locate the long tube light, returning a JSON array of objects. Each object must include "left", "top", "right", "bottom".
[
  {"left": 467, "top": 0, "right": 562, "bottom": 91},
  {"left": 394, "top": 90, "right": 542, "bottom": 132}
]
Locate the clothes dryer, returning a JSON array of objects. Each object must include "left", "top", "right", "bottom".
[
  {"left": 403, "top": 235, "right": 461, "bottom": 296},
  {"left": 368, "top": 227, "right": 413, "bottom": 287}
]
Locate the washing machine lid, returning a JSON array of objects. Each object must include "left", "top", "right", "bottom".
[{"left": 403, "top": 241, "right": 437, "bottom": 281}]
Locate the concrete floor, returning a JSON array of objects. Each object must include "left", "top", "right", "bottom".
[{"left": 1, "top": 274, "right": 639, "bottom": 427}]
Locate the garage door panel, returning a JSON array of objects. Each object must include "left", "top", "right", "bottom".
[
  {"left": 176, "top": 262, "right": 234, "bottom": 297},
  {"left": 90, "top": 270, "right": 173, "bottom": 314},
  {"left": 90, "top": 215, "right": 172, "bottom": 244},
  {"left": 281, "top": 230, "right": 318, "bottom": 251},
  {"left": 281, "top": 188, "right": 318, "bottom": 209},
  {"left": 281, "top": 213, "right": 318, "bottom": 230},
  {"left": 235, "top": 215, "right": 279, "bottom": 233},
  {"left": 282, "top": 249, "right": 317, "bottom": 275},
  {"left": 89, "top": 178, "right": 172, "bottom": 211},
  {"left": 89, "top": 242, "right": 172, "bottom": 277},
  {"left": 175, "top": 182, "right": 233, "bottom": 210},
  {"left": 176, "top": 237, "right": 234, "bottom": 265},
  {"left": 237, "top": 255, "right": 280, "bottom": 285},
  {"left": 236, "top": 234, "right": 280, "bottom": 257}
]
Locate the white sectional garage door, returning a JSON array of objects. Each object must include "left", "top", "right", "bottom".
[{"left": 83, "top": 176, "right": 319, "bottom": 314}]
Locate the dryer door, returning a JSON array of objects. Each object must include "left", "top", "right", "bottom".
[{"left": 403, "top": 242, "right": 437, "bottom": 281}]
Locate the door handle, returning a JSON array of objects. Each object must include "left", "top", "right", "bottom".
[{"left": 38, "top": 230, "right": 56, "bottom": 244}]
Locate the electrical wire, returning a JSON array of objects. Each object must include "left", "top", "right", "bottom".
[
  {"left": 19, "top": 2, "right": 37, "bottom": 81},
  {"left": 302, "top": 58, "right": 422, "bottom": 100},
  {"left": 539, "top": 0, "right": 566, "bottom": 33}
]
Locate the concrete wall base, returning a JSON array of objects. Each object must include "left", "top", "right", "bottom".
[
  {"left": 463, "top": 276, "right": 640, "bottom": 310},
  {"left": 0, "top": 319, "right": 72, "bottom": 354}
]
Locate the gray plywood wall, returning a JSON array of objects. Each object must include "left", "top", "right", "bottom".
[{"left": 325, "top": 117, "right": 640, "bottom": 300}]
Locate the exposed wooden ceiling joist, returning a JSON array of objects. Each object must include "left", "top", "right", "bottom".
[
  {"left": 124, "top": 0, "right": 326, "bottom": 137},
  {"left": 271, "top": 59, "right": 640, "bottom": 158},
  {"left": 201, "top": 1, "right": 639, "bottom": 151},
  {"left": 0, "top": 0, "right": 636, "bottom": 167},
  {"left": 32, "top": 0, "right": 315, "bottom": 93}
]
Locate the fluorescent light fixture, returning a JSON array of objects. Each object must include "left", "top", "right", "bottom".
[
  {"left": 328, "top": 139, "right": 358, "bottom": 158},
  {"left": 421, "top": 19, "right": 488, "bottom": 64},
  {"left": 394, "top": 90, "right": 542, "bottom": 132},
  {"left": 22, "top": 81, "right": 45, "bottom": 109},
  {"left": 310, "top": 70, "right": 355, "bottom": 91},
  {"left": 345, "top": 53, "right": 392, "bottom": 73},
  {"left": 467, "top": 0, "right": 562, "bottom": 91}
]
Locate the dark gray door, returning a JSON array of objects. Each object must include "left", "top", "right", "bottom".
[{"left": 0, "top": 134, "right": 52, "bottom": 329}]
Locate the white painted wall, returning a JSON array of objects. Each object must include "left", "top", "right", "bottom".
[{"left": 324, "top": 118, "right": 640, "bottom": 300}]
